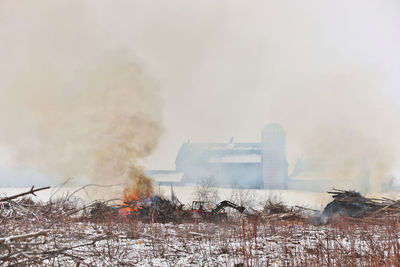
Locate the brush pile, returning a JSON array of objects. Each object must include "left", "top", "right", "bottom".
[
  {"left": 121, "top": 195, "right": 190, "bottom": 223},
  {"left": 322, "top": 189, "right": 400, "bottom": 222}
]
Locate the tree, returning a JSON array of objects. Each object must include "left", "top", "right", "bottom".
[{"left": 194, "top": 176, "right": 219, "bottom": 207}]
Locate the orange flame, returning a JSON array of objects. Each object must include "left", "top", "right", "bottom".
[
  {"left": 119, "top": 171, "right": 154, "bottom": 216},
  {"left": 119, "top": 188, "right": 142, "bottom": 216}
]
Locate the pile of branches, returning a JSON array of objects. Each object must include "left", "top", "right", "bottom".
[
  {"left": 322, "top": 189, "right": 400, "bottom": 222},
  {"left": 262, "top": 200, "right": 305, "bottom": 222},
  {"left": 263, "top": 200, "right": 291, "bottom": 214}
]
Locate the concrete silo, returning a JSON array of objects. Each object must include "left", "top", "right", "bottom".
[{"left": 261, "top": 123, "right": 288, "bottom": 189}]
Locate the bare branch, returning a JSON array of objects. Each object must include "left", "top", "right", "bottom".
[{"left": 0, "top": 186, "right": 50, "bottom": 202}]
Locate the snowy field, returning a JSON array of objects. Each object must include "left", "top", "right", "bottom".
[{"left": 2, "top": 186, "right": 400, "bottom": 266}]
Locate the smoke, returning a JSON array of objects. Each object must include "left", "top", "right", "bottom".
[
  {"left": 0, "top": 1, "right": 163, "bottom": 189},
  {"left": 1, "top": 1, "right": 400, "bottom": 193}
]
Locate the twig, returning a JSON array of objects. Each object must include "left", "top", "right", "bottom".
[{"left": 0, "top": 186, "right": 50, "bottom": 202}]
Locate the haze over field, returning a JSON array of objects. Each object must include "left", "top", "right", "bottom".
[{"left": 0, "top": 1, "right": 400, "bottom": 191}]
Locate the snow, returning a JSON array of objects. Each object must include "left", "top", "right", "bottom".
[
  {"left": 208, "top": 154, "right": 261, "bottom": 163},
  {"left": 149, "top": 172, "right": 184, "bottom": 182},
  {"left": 192, "top": 143, "right": 260, "bottom": 150},
  {"left": 31, "top": 221, "right": 400, "bottom": 266}
]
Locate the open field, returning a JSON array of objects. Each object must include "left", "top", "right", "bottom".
[{"left": 2, "top": 186, "right": 400, "bottom": 266}]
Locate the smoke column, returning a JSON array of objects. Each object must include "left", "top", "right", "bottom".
[{"left": 0, "top": 1, "right": 163, "bottom": 191}]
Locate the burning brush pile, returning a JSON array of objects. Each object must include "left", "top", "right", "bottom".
[
  {"left": 119, "top": 193, "right": 188, "bottom": 223},
  {"left": 88, "top": 174, "right": 189, "bottom": 223},
  {"left": 118, "top": 173, "right": 189, "bottom": 223}
]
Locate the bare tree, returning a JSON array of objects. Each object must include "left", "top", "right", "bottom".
[
  {"left": 194, "top": 176, "right": 219, "bottom": 207},
  {"left": 229, "top": 183, "right": 258, "bottom": 208}
]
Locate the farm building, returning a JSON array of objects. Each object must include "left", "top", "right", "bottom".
[
  {"left": 148, "top": 123, "right": 289, "bottom": 189},
  {"left": 175, "top": 123, "right": 288, "bottom": 189}
]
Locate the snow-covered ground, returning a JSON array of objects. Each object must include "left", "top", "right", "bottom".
[
  {"left": 2, "top": 185, "right": 400, "bottom": 266},
  {"left": 3, "top": 216, "right": 400, "bottom": 266}
]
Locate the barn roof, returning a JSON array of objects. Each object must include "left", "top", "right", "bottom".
[
  {"left": 145, "top": 170, "right": 184, "bottom": 183},
  {"left": 175, "top": 142, "right": 261, "bottom": 165}
]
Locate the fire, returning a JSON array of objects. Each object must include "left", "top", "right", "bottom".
[
  {"left": 120, "top": 188, "right": 142, "bottom": 216},
  {"left": 119, "top": 171, "right": 154, "bottom": 216}
]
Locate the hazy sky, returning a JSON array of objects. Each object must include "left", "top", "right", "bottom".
[
  {"left": 0, "top": 1, "right": 400, "bottom": 186},
  {"left": 135, "top": 1, "right": 400, "bottom": 172}
]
